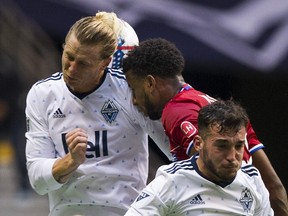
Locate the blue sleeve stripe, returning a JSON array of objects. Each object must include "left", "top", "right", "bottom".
[
  {"left": 241, "top": 165, "right": 259, "bottom": 177},
  {"left": 107, "top": 68, "right": 126, "bottom": 80},
  {"left": 164, "top": 159, "right": 194, "bottom": 174},
  {"left": 249, "top": 144, "right": 264, "bottom": 154},
  {"left": 165, "top": 166, "right": 194, "bottom": 174},
  {"left": 36, "top": 72, "right": 62, "bottom": 85}
]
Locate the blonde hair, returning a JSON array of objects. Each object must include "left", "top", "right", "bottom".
[{"left": 65, "top": 11, "right": 121, "bottom": 59}]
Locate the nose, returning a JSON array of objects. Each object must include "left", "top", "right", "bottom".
[
  {"left": 226, "top": 147, "right": 237, "bottom": 162},
  {"left": 68, "top": 61, "right": 78, "bottom": 73}
]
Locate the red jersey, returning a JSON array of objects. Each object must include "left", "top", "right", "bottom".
[{"left": 161, "top": 84, "right": 264, "bottom": 162}]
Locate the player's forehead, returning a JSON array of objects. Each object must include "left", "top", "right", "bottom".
[
  {"left": 65, "top": 33, "right": 102, "bottom": 59},
  {"left": 206, "top": 126, "right": 247, "bottom": 143}
]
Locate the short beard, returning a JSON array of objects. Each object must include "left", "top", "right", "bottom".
[
  {"left": 148, "top": 112, "right": 161, "bottom": 120},
  {"left": 143, "top": 92, "right": 162, "bottom": 120},
  {"left": 202, "top": 147, "right": 235, "bottom": 182}
]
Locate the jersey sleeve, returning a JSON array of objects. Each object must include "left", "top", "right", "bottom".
[
  {"left": 162, "top": 89, "right": 216, "bottom": 161},
  {"left": 246, "top": 122, "right": 264, "bottom": 154},
  {"left": 252, "top": 169, "right": 274, "bottom": 216},
  {"left": 167, "top": 111, "right": 198, "bottom": 160},
  {"left": 146, "top": 119, "right": 172, "bottom": 161},
  {"left": 124, "top": 174, "right": 173, "bottom": 216},
  {"left": 162, "top": 101, "right": 201, "bottom": 161},
  {"left": 125, "top": 87, "right": 172, "bottom": 161},
  {"left": 25, "top": 85, "right": 62, "bottom": 195}
]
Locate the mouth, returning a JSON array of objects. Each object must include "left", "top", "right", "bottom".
[
  {"left": 64, "top": 74, "right": 78, "bottom": 83},
  {"left": 223, "top": 165, "right": 238, "bottom": 171},
  {"left": 67, "top": 74, "right": 76, "bottom": 80}
]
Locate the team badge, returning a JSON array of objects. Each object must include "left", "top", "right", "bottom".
[
  {"left": 239, "top": 188, "right": 253, "bottom": 212},
  {"left": 101, "top": 100, "right": 119, "bottom": 123},
  {"left": 180, "top": 121, "right": 197, "bottom": 138}
]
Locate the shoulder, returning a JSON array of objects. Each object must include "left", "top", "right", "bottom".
[
  {"left": 29, "top": 72, "right": 63, "bottom": 94},
  {"left": 27, "top": 72, "right": 64, "bottom": 100},
  {"left": 240, "top": 164, "right": 260, "bottom": 177},
  {"left": 239, "top": 164, "right": 266, "bottom": 186},
  {"left": 175, "top": 88, "right": 216, "bottom": 105},
  {"left": 35, "top": 72, "right": 63, "bottom": 86},
  {"left": 154, "top": 157, "right": 198, "bottom": 193},
  {"left": 106, "top": 68, "right": 126, "bottom": 81},
  {"left": 158, "top": 157, "right": 195, "bottom": 175},
  {"left": 103, "top": 68, "right": 130, "bottom": 93},
  {"left": 163, "top": 88, "right": 214, "bottom": 117}
]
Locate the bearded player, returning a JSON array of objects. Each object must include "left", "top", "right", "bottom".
[{"left": 123, "top": 38, "right": 288, "bottom": 215}]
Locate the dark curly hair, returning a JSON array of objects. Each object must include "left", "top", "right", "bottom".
[{"left": 122, "top": 38, "right": 185, "bottom": 78}]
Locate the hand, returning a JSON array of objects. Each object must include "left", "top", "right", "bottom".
[{"left": 65, "top": 128, "right": 88, "bottom": 166}]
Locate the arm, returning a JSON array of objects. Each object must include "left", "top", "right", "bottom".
[
  {"left": 52, "top": 128, "right": 88, "bottom": 183},
  {"left": 252, "top": 149, "right": 288, "bottom": 215},
  {"left": 25, "top": 87, "right": 87, "bottom": 194},
  {"left": 161, "top": 97, "right": 204, "bottom": 161},
  {"left": 126, "top": 85, "right": 172, "bottom": 161},
  {"left": 124, "top": 175, "right": 171, "bottom": 216},
  {"left": 26, "top": 87, "right": 62, "bottom": 195},
  {"left": 253, "top": 165, "right": 275, "bottom": 216}
]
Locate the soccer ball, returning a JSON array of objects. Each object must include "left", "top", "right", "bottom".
[{"left": 108, "top": 19, "right": 139, "bottom": 70}]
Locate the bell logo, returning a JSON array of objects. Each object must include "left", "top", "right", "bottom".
[{"left": 180, "top": 121, "right": 197, "bottom": 138}]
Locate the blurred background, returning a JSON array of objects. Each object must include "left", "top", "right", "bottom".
[{"left": 0, "top": 0, "right": 287, "bottom": 215}]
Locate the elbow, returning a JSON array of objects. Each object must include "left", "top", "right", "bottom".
[
  {"left": 27, "top": 167, "right": 49, "bottom": 195},
  {"left": 26, "top": 160, "right": 55, "bottom": 196}
]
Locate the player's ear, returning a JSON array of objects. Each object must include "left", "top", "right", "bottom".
[
  {"left": 193, "top": 135, "right": 203, "bottom": 151},
  {"left": 101, "top": 57, "right": 112, "bottom": 70},
  {"left": 144, "top": 75, "right": 156, "bottom": 91}
]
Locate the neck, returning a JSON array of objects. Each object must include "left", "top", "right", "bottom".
[
  {"left": 169, "top": 75, "right": 186, "bottom": 98},
  {"left": 157, "top": 75, "right": 186, "bottom": 105}
]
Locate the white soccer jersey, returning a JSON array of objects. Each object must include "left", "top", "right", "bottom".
[
  {"left": 25, "top": 69, "right": 168, "bottom": 216},
  {"left": 125, "top": 155, "right": 274, "bottom": 216}
]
